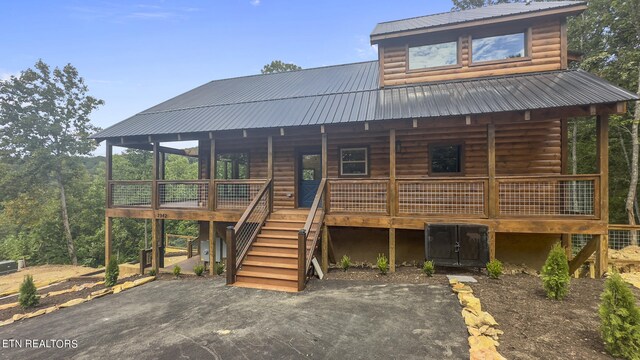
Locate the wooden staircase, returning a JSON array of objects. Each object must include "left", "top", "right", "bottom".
[{"left": 234, "top": 210, "right": 309, "bottom": 292}]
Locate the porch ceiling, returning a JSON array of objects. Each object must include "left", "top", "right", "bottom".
[{"left": 92, "top": 64, "right": 637, "bottom": 141}]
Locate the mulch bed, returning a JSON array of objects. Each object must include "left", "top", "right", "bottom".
[
  {"left": 0, "top": 275, "right": 141, "bottom": 322},
  {"left": 154, "top": 273, "right": 218, "bottom": 281},
  {"left": 324, "top": 265, "right": 468, "bottom": 285},
  {"left": 471, "top": 274, "right": 640, "bottom": 360}
]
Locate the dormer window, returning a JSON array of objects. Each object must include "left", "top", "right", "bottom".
[
  {"left": 471, "top": 32, "right": 526, "bottom": 63},
  {"left": 408, "top": 41, "right": 458, "bottom": 70}
]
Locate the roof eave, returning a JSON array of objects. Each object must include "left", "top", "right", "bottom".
[{"left": 370, "top": 4, "right": 587, "bottom": 45}]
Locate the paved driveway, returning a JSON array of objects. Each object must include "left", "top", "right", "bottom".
[{"left": 0, "top": 278, "right": 468, "bottom": 359}]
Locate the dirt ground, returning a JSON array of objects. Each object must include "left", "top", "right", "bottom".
[
  {"left": 0, "top": 265, "right": 98, "bottom": 296},
  {"left": 472, "top": 274, "right": 640, "bottom": 360},
  {"left": 0, "top": 275, "right": 140, "bottom": 322}
]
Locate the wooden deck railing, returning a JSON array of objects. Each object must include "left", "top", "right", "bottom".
[
  {"left": 396, "top": 177, "right": 488, "bottom": 217},
  {"left": 327, "top": 179, "right": 389, "bottom": 214},
  {"left": 226, "top": 179, "right": 272, "bottom": 284},
  {"left": 496, "top": 175, "right": 599, "bottom": 218},
  {"left": 158, "top": 180, "right": 209, "bottom": 209},
  {"left": 214, "top": 180, "right": 267, "bottom": 211},
  {"left": 108, "top": 180, "right": 153, "bottom": 208},
  {"left": 299, "top": 179, "right": 327, "bottom": 290}
]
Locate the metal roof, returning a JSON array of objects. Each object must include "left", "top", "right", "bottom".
[
  {"left": 371, "top": 1, "right": 586, "bottom": 38},
  {"left": 92, "top": 62, "right": 638, "bottom": 140}
]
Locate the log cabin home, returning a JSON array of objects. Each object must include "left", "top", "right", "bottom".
[{"left": 92, "top": 1, "right": 639, "bottom": 292}]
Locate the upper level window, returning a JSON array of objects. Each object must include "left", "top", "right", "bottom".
[
  {"left": 340, "top": 147, "right": 368, "bottom": 176},
  {"left": 408, "top": 41, "right": 458, "bottom": 70},
  {"left": 216, "top": 152, "right": 249, "bottom": 179},
  {"left": 429, "top": 143, "right": 463, "bottom": 175},
  {"left": 472, "top": 32, "right": 526, "bottom": 63}
]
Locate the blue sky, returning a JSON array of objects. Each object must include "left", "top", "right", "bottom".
[{"left": 2, "top": 0, "right": 453, "bottom": 154}]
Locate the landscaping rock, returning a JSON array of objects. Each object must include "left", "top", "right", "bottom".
[
  {"left": 0, "top": 302, "right": 18, "bottom": 311},
  {"left": 58, "top": 298, "right": 87, "bottom": 308}
]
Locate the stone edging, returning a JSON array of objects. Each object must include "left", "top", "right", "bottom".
[
  {"left": 0, "top": 276, "right": 155, "bottom": 327},
  {"left": 449, "top": 279, "right": 506, "bottom": 360},
  {"left": 0, "top": 281, "right": 106, "bottom": 312}
]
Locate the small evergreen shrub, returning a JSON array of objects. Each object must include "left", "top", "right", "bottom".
[
  {"left": 147, "top": 269, "right": 156, "bottom": 276},
  {"left": 173, "top": 265, "right": 182, "bottom": 277},
  {"left": 486, "top": 259, "right": 503, "bottom": 279},
  {"left": 105, "top": 258, "right": 119, "bottom": 287},
  {"left": 422, "top": 260, "right": 435, "bottom": 277},
  {"left": 215, "top": 262, "right": 225, "bottom": 276},
  {"left": 541, "top": 243, "right": 570, "bottom": 300},
  {"left": 18, "top": 275, "right": 39, "bottom": 309},
  {"left": 377, "top": 253, "right": 389, "bottom": 275},
  {"left": 599, "top": 272, "right": 640, "bottom": 359},
  {"left": 340, "top": 255, "right": 352, "bottom": 272},
  {"left": 193, "top": 263, "right": 205, "bottom": 276}
]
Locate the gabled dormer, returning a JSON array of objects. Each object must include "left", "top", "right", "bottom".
[{"left": 370, "top": 1, "right": 587, "bottom": 87}]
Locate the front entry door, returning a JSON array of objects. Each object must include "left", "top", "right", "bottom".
[{"left": 298, "top": 151, "right": 322, "bottom": 208}]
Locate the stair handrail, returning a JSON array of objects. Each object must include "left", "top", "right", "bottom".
[
  {"left": 298, "top": 178, "right": 327, "bottom": 289},
  {"left": 226, "top": 178, "right": 272, "bottom": 284}
]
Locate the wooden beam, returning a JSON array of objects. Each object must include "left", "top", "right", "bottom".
[
  {"left": 616, "top": 101, "right": 627, "bottom": 114},
  {"left": 152, "top": 142, "right": 159, "bottom": 210},
  {"left": 524, "top": 110, "right": 531, "bottom": 121},
  {"left": 597, "top": 115, "right": 609, "bottom": 223},
  {"left": 590, "top": 105, "right": 597, "bottom": 116},
  {"left": 595, "top": 233, "right": 608, "bottom": 277},
  {"left": 561, "top": 118, "right": 568, "bottom": 175},
  {"left": 488, "top": 228, "right": 496, "bottom": 261},
  {"left": 105, "top": 216, "right": 112, "bottom": 266},
  {"left": 122, "top": 143, "right": 199, "bottom": 158},
  {"left": 465, "top": 115, "right": 471, "bottom": 125},
  {"left": 321, "top": 133, "right": 328, "bottom": 179},
  {"left": 413, "top": 119, "right": 418, "bottom": 128},
  {"left": 389, "top": 129, "right": 397, "bottom": 216},
  {"left": 561, "top": 234, "right": 572, "bottom": 259},
  {"left": 487, "top": 124, "right": 497, "bottom": 218},
  {"left": 321, "top": 224, "right": 329, "bottom": 273},
  {"left": 364, "top": 122, "right": 369, "bottom": 131},
  {"left": 105, "top": 141, "right": 112, "bottom": 209},
  {"left": 389, "top": 227, "right": 396, "bottom": 273},
  {"left": 209, "top": 221, "right": 216, "bottom": 276},
  {"left": 151, "top": 219, "right": 160, "bottom": 273},
  {"left": 569, "top": 235, "right": 598, "bottom": 274}
]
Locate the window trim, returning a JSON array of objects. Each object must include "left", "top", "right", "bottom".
[
  {"left": 469, "top": 29, "right": 531, "bottom": 66},
  {"left": 405, "top": 38, "right": 462, "bottom": 73},
  {"left": 339, "top": 146, "right": 370, "bottom": 177},
  {"left": 428, "top": 142, "right": 465, "bottom": 177}
]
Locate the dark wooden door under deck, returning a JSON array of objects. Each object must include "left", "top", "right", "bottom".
[{"left": 298, "top": 151, "right": 322, "bottom": 208}]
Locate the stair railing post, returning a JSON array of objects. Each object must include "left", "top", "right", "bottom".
[
  {"left": 226, "top": 226, "right": 236, "bottom": 285},
  {"left": 298, "top": 229, "right": 306, "bottom": 291}
]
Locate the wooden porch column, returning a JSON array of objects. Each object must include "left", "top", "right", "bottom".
[
  {"left": 151, "top": 219, "right": 160, "bottom": 273},
  {"left": 595, "top": 115, "right": 609, "bottom": 277},
  {"left": 104, "top": 141, "right": 113, "bottom": 266},
  {"left": 560, "top": 119, "right": 572, "bottom": 258},
  {"left": 321, "top": 133, "right": 327, "bottom": 178},
  {"left": 267, "top": 135, "right": 273, "bottom": 179},
  {"left": 209, "top": 139, "right": 216, "bottom": 211},
  {"left": 321, "top": 224, "right": 329, "bottom": 273},
  {"left": 487, "top": 124, "right": 496, "bottom": 218},
  {"left": 152, "top": 142, "right": 159, "bottom": 210},
  {"left": 389, "top": 129, "right": 396, "bottom": 216},
  {"left": 209, "top": 221, "right": 216, "bottom": 276},
  {"left": 389, "top": 227, "right": 396, "bottom": 273}
]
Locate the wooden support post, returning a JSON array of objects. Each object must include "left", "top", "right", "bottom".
[
  {"left": 105, "top": 141, "right": 113, "bottom": 208},
  {"left": 561, "top": 118, "right": 569, "bottom": 175},
  {"left": 389, "top": 227, "right": 396, "bottom": 273},
  {"left": 389, "top": 129, "right": 397, "bottom": 217},
  {"left": 226, "top": 226, "right": 236, "bottom": 284},
  {"left": 569, "top": 235, "right": 598, "bottom": 274},
  {"left": 105, "top": 216, "right": 112, "bottom": 267},
  {"left": 561, "top": 234, "right": 572, "bottom": 259},
  {"left": 209, "top": 139, "right": 216, "bottom": 211},
  {"left": 151, "top": 219, "right": 160, "bottom": 273},
  {"left": 596, "top": 115, "right": 609, "bottom": 277},
  {"left": 209, "top": 221, "right": 216, "bottom": 276},
  {"left": 487, "top": 124, "right": 497, "bottom": 218},
  {"left": 152, "top": 142, "right": 159, "bottom": 210},
  {"left": 298, "top": 230, "right": 306, "bottom": 291},
  {"left": 321, "top": 224, "right": 329, "bottom": 274},
  {"left": 321, "top": 134, "right": 327, "bottom": 179},
  {"left": 595, "top": 234, "right": 608, "bottom": 277},
  {"left": 267, "top": 136, "right": 273, "bottom": 179},
  {"left": 488, "top": 228, "right": 496, "bottom": 261}
]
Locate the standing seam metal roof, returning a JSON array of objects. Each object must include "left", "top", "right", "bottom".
[
  {"left": 370, "top": 1, "right": 586, "bottom": 37},
  {"left": 91, "top": 61, "right": 638, "bottom": 140}
]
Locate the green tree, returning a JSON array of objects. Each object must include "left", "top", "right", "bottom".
[
  {"left": 261, "top": 60, "right": 301, "bottom": 74},
  {"left": 451, "top": 0, "right": 513, "bottom": 11},
  {"left": 0, "top": 60, "right": 103, "bottom": 265},
  {"left": 599, "top": 273, "right": 640, "bottom": 359}
]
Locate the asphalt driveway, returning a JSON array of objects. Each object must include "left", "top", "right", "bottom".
[{"left": 0, "top": 278, "right": 468, "bottom": 359}]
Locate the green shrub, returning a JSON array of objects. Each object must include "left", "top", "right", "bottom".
[
  {"left": 486, "top": 259, "right": 503, "bottom": 279},
  {"left": 147, "top": 269, "right": 156, "bottom": 276},
  {"left": 377, "top": 253, "right": 389, "bottom": 275},
  {"left": 105, "top": 258, "right": 119, "bottom": 287},
  {"left": 173, "top": 265, "right": 182, "bottom": 277},
  {"left": 215, "top": 262, "right": 225, "bottom": 276},
  {"left": 193, "top": 263, "right": 205, "bottom": 276},
  {"left": 18, "top": 275, "right": 39, "bottom": 309},
  {"left": 422, "top": 260, "right": 435, "bottom": 277},
  {"left": 541, "top": 243, "right": 570, "bottom": 300},
  {"left": 599, "top": 272, "right": 640, "bottom": 359},
  {"left": 340, "top": 255, "right": 352, "bottom": 272}
]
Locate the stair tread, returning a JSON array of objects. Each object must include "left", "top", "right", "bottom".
[
  {"left": 265, "top": 219, "right": 306, "bottom": 223},
  {"left": 232, "top": 281, "right": 298, "bottom": 293},
  {"left": 247, "top": 251, "right": 297, "bottom": 258},
  {"left": 242, "top": 260, "right": 298, "bottom": 269},
  {"left": 237, "top": 270, "right": 297, "bottom": 281},
  {"left": 257, "top": 234, "right": 299, "bottom": 240},
  {"left": 252, "top": 242, "right": 298, "bottom": 249},
  {"left": 261, "top": 226, "right": 303, "bottom": 231}
]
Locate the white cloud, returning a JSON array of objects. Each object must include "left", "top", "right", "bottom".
[
  {"left": 67, "top": 3, "right": 199, "bottom": 22},
  {"left": 354, "top": 35, "right": 378, "bottom": 60},
  {"left": 250, "top": 0, "right": 261, "bottom": 6},
  {"left": 0, "top": 72, "right": 17, "bottom": 81}
]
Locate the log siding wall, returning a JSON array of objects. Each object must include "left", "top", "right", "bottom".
[{"left": 380, "top": 20, "right": 563, "bottom": 86}]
